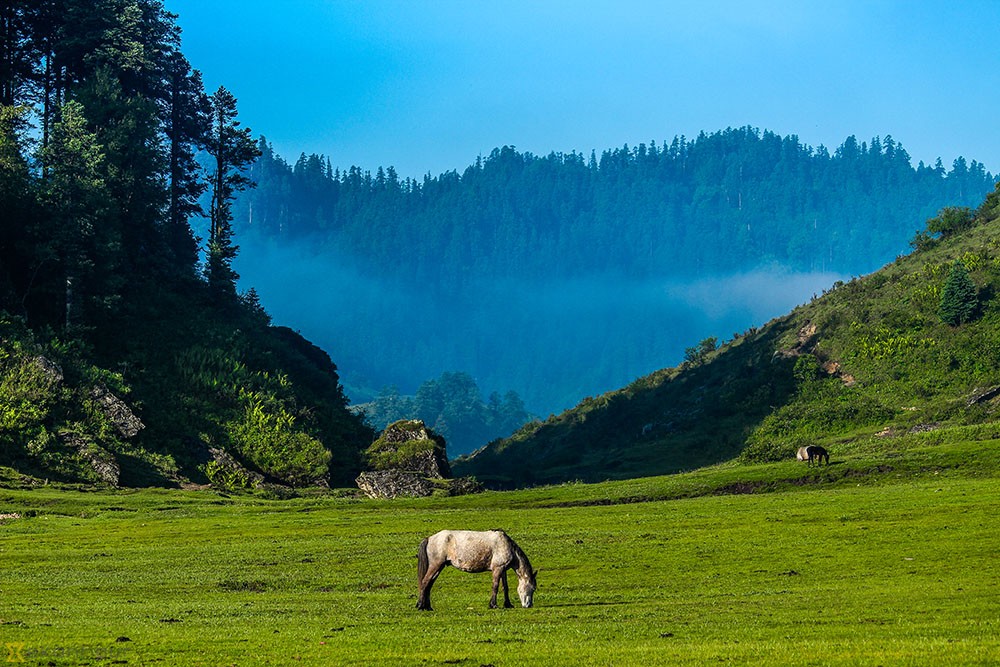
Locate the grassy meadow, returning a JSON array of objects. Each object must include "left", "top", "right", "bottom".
[{"left": 1, "top": 440, "right": 999, "bottom": 666}]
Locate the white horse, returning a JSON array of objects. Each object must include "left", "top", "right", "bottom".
[{"left": 416, "top": 529, "right": 537, "bottom": 611}]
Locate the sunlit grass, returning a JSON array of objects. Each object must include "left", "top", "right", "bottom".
[{"left": 1, "top": 442, "right": 999, "bottom": 665}]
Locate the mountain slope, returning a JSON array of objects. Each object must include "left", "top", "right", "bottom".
[
  {"left": 455, "top": 187, "right": 1000, "bottom": 487},
  {"left": 0, "top": 296, "right": 374, "bottom": 489},
  {"left": 232, "top": 130, "right": 996, "bottom": 416}
]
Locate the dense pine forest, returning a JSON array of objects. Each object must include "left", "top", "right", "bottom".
[
  {"left": 235, "top": 130, "right": 994, "bottom": 282},
  {"left": 0, "top": 1, "right": 371, "bottom": 487},
  {"left": 230, "top": 131, "right": 995, "bottom": 418}
]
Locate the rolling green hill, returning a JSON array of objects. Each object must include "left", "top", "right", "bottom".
[{"left": 455, "top": 185, "right": 1000, "bottom": 487}]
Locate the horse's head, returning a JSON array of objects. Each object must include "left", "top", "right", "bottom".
[{"left": 518, "top": 569, "right": 538, "bottom": 608}]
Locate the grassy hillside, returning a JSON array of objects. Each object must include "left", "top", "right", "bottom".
[
  {"left": 0, "top": 439, "right": 998, "bottom": 665},
  {"left": 0, "top": 298, "right": 373, "bottom": 489},
  {"left": 456, "top": 187, "right": 1000, "bottom": 487}
]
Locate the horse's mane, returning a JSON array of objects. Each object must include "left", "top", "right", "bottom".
[{"left": 509, "top": 538, "right": 533, "bottom": 578}]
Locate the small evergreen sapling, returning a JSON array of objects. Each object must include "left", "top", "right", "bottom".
[{"left": 938, "top": 262, "right": 977, "bottom": 326}]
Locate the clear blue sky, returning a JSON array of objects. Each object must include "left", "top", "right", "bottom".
[{"left": 167, "top": 0, "right": 1000, "bottom": 179}]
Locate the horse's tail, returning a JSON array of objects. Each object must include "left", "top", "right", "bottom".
[{"left": 417, "top": 537, "right": 429, "bottom": 583}]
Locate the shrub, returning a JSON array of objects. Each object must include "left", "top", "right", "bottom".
[
  {"left": 793, "top": 354, "right": 822, "bottom": 384},
  {"left": 926, "top": 206, "right": 974, "bottom": 239},
  {"left": 227, "top": 392, "right": 331, "bottom": 486}
]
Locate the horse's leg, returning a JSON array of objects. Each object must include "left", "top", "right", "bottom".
[
  {"left": 417, "top": 562, "right": 445, "bottom": 611},
  {"left": 501, "top": 569, "right": 513, "bottom": 608},
  {"left": 489, "top": 568, "right": 501, "bottom": 608}
]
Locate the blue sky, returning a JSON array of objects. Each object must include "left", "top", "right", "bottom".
[{"left": 167, "top": 0, "right": 1000, "bottom": 179}]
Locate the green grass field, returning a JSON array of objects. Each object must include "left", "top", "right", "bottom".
[{"left": 2, "top": 440, "right": 999, "bottom": 665}]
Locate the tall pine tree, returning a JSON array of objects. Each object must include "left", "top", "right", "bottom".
[
  {"left": 39, "top": 98, "right": 110, "bottom": 330},
  {"left": 163, "top": 51, "right": 209, "bottom": 274},
  {"left": 205, "top": 85, "right": 258, "bottom": 299}
]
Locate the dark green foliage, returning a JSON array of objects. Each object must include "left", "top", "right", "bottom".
[
  {"left": 909, "top": 230, "right": 937, "bottom": 252},
  {"left": 684, "top": 337, "right": 718, "bottom": 366},
  {"left": 235, "top": 130, "right": 995, "bottom": 283},
  {"left": 926, "top": 206, "right": 975, "bottom": 239},
  {"left": 938, "top": 262, "right": 978, "bottom": 326},
  {"left": 362, "top": 372, "right": 531, "bottom": 457},
  {"left": 0, "top": 0, "right": 371, "bottom": 487},
  {"left": 205, "top": 86, "right": 260, "bottom": 299}
]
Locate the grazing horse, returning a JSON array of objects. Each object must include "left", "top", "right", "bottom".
[
  {"left": 416, "top": 529, "right": 537, "bottom": 611},
  {"left": 796, "top": 445, "right": 829, "bottom": 466}
]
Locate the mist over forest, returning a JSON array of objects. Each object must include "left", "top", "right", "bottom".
[
  {"left": 235, "top": 238, "right": 843, "bottom": 420},
  {"left": 230, "top": 128, "right": 996, "bottom": 428}
]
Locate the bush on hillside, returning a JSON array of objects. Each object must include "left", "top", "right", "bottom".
[{"left": 225, "top": 390, "right": 332, "bottom": 487}]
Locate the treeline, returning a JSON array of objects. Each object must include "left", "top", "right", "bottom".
[
  {"left": 0, "top": 1, "right": 370, "bottom": 487},
  {"left": 359, "top": 372, "right": 532, "bottom": 457},
  {"left": 234, "top": 128, "right": 995, "bottom": 281},
  {"left": 0, "top": 0, "right": 259, "bottom": 326}
]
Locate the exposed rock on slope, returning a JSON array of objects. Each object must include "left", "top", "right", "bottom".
[{"left": 356, "top": 420, "right": 481, "bottom": 498}]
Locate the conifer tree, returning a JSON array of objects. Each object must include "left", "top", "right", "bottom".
[
  {"left": 938, "top": 262, "right": 977, "bottom": 326},
  {"left": 205, "top": 85, "right": 259, "bottom": 298},
  {"left": 40, "top": 99, "right": 110, "bottom": 329},
  {"left": 0, "top": 105, "right": 34, "bottom": 311},
  {"left": 164, "top": 51, "right": 209, "bottom": 272}
]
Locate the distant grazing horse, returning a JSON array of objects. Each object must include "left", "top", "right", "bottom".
[
  {"left": 796, "top": 445, "right": 829, "bottom": 466},
  {"left": 416, "top": 529, "right": 537, "bottom": 611}
]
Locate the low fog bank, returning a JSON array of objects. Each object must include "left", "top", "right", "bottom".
[{"left": 234, "top": 237, "right": 844, "bottom": 416}]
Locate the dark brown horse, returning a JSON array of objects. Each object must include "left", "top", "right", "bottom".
[
  {"left": 416, "top": 529, "right": 537, "bottom": 611},
  {"left": 796, "top": 445, "right": 829, "bottom": 466}
]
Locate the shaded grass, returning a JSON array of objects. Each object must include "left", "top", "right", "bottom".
[{"left": 1, "top": 442, "right": 999, "bottom": 665}]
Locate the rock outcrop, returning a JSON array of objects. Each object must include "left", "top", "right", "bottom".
[
  {"left": 967, "top": 385, "right": 1000, "bottom": 406},
  {"left": 364, "top": 419, "right": 451, "bottom": 477},
  {"left": 207, "top": 446, "right": 266, "bottom": 489},
  {"left": 355, "top": 420, "right": 482, "bottom": 499},
  {"left": 90, "top": 385, "right": 145, "bottom": 438},
  {"left": 31, "top": 355, "right": 64, "bottom": 385},
  {"left": 60, "top": 432, "right": 121, "bottom": 486},
  {"left": 355, "top": 469, "right": 437, "bottom": 498}
]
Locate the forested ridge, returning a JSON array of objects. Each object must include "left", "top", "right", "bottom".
[
  {"left": 0, "top": 0, "right": 371, "bottom": 488},
  {"left": 236, "top": 129, "right": 994, "bottom": 282},
  {"left": 230, "top": 129, "right": 995, "bottom": 421}
]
